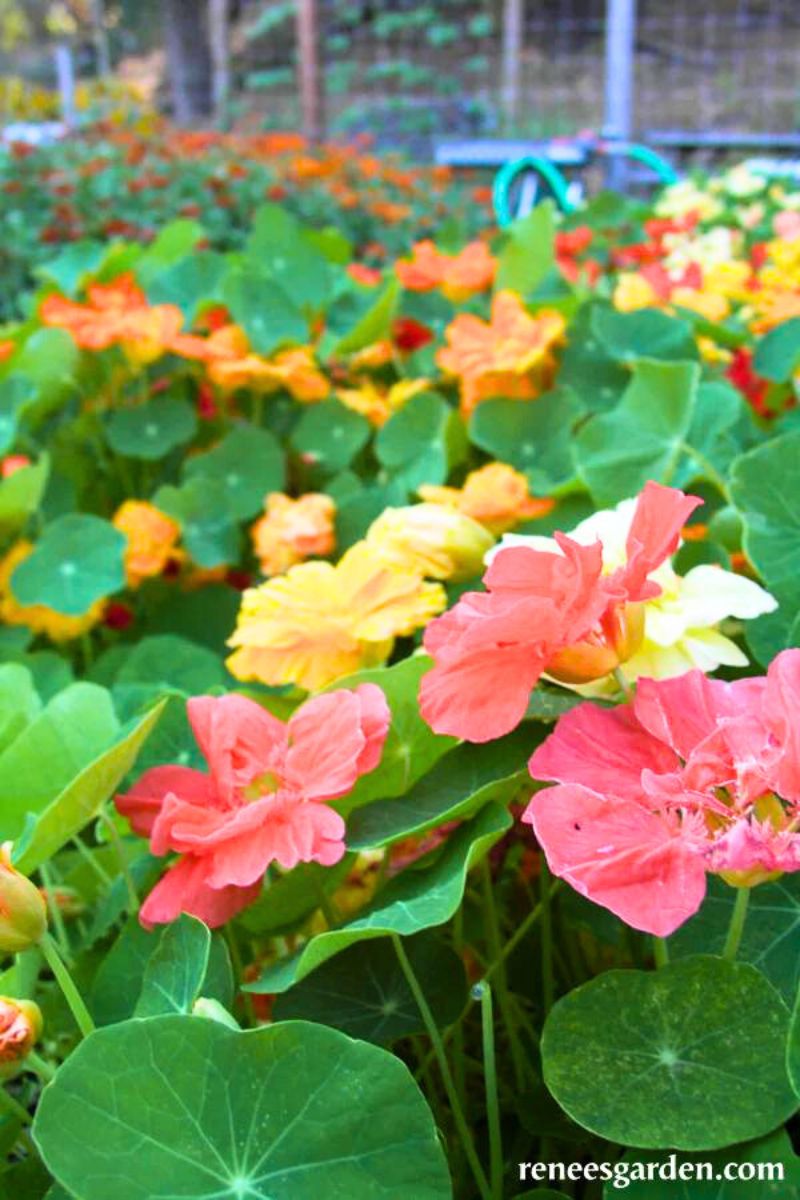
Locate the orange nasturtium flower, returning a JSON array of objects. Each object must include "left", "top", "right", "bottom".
[
  {"left": 396, "top": 239, "right": 496, "bottom": 301},
  {"left": 0, "top": 541, "right": 106, "bottom": 642},
  {"left": 112, "top": 500, "right": 182, "bottom": 587},
  {"left": 251, "top": 492, "right": 336, "bottom": 576},
  {"left": 336, "top": 377, "right": 430, "bottom": 427},
  {"left": 0, "top": 340, "right": 15, "bottom": 364},
  {"left": 227, "top": 541, "right": 445, "bottom": 691},
  {"left": 172, "top": 325, "right": 329, "bottom": 402},
  {"left": 436, "top": 291, "right": 566, "bottom": 417},
  {"left": 0, "top": 997, "right": 42, "bottom": 1069},
  {"left": 40, "top": 273, "right": 184, "bottom": 365},
  {"left": 418, "top": 462, "right": 555, "bottom": 535}
]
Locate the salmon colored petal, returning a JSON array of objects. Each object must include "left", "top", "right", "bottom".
[
  {"left": 115, "top": 767, "right": 215, "bottom": 838},
  {"left": 529, "top": 702, "right": 679, "bottom": 798},
  {"left": 420, "top": 640, "right": 543, "bottom": 742},
  {"left": 187, "top": 693, "right": 287, "bottom": 804},
  {"left": 140, "top": 855, "right": 261, "bottom": 929},
  {"left": 207, "top": 798, "right": 346, "bottom": 886},
  {"left": 762, "top": 648, "right": 800, "bottom": 802},
  {"left": 620, "top": 481, "right": 702, "bottom": 601},
  {"left": 285, "top": 684, "right": 390, "bottom": 800},
  {"left": 149, "top": 794, "right": 234, "bottom": 856},
  {"left": 524, "top": 783, "right": 707, "bottom": 937}
]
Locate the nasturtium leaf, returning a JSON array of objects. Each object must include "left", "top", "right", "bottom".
[
  {"left": 34, "top": 1017, "right": 451, "bottom": 1200},
  {"left": 524, "top": 683, "right": 586, "bottom": 722},
  {"left": 591, "top": 304, "right": 699, "bottom": 364},
  {"left": 333, "top": 480, "right": 408, "bottom": 551},
  {"left": 238, "top": 856, "right": 355, "bottom": 936},
  {"left": 12, "top": 329, "right": 78, "bottom": 422},
  {"left": 146, "top": 583, "right": 242, "bottom": 656},
  {"left": 248, "top": 802, "right": 511, "bottom": 993},
  {"left": 110, "top": 634, "right": 227, "bottom": 716},
  {"left": 0, "top": 662, "right": 40, "bottom": 755},
  {"left": 673, "top": 381, "right": 749, "bottom": 492},
  {"left": 12, "top": 651, "right": 73, "bottom": 702},
  {"left": 246, "top": 206, "right": 333, "bottom": 313},
  {"left": 135, "top": 219, "right": 205, "bottom": 286},
  {"left": 347, "top": 726, "right": 531, "bottom": 849},
  {"left": 332, "top": 278, "right": 399, "bottom": 355},
  {"left": 753, "top": 317, "right": 800, "bottom": 382},
  {"left": 15, "top": 698, "right": 164, "bottom": 875},
  {"left": 146, "top": 252, "right": 227, "bottom": 322},
  {"left": 606, "top": 1130, "right": 800, "bottom": 1198},
  {"left": 558, "top": 302, "right": 629, "bottom": 412},
  {"left": 90, "top": 918, "right": 158, "bottom": 1026},
  {"left": 0, "top": 452, "right": 48, "bottom": 534},
  {"left": 0, "top": 373, "right": 33, "bottom": 453},
  {"left": 291, "top": 398, "right": 371, "bottom": 473},
  {"left": 670, "top": 875, "right": 800, "bottom": 1005},
  {"left": 10, "top": 514, "right": 126, "bottom": 616},
  {"left": 134, "top": 914, "right": 211, "bottom": 1017},
  {"left": 183, "top": 424, "right": 284, "bottom": 519},
  {"left": 468, "top": 387, "right": 583, "bottom": 495},
  {"left": 325, "top": 657, "right": 456, "bottom": 813},
  {"left": 730, "top": 432, "right": 800, "bottom": 660},
  {"left": 223, "top": 266, "right": 309, "bottom": 355},
  {"left": 0, "top": 682, "right": 118, "bottom": 843},
  {"left": 155, "top": 477, "right": 240, "bottom": 568},
  {"left": 575, "top": 358, "right": 699, "bottom": 505},
  {"left": 274, "top": 933, "right": 466, "bottom": 1044},
  {"left": 495, "top": 202, "right": 556, "bottom": 295},
  {"left": 541, "top": 956, "right": 796, "bottom": 1149},
  {"left": 376, "top": 391, "right": 466, "bottom": 491},
  {"left": 0, "top": 1158, "right": 53, "bottom": 1199},
  {"left": 34, "top": 240, "right": 110, "bottom": 296},
  {"left": 105, "top": 395, "right": 197, "bottom": 460}
]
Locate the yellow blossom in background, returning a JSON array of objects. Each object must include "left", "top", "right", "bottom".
[
  {"left": 251, "top": 492, "right": 336, "bottom": 576},
  {"left": 0, "top": 542, "right": 105, "bottom": 642},
  {"left": 418, "top": 462, "right": 554, "bottom": 535},
  {"left": 112, "top": 500, "right": 181, "bottom": 587},
  {"left": 613, "top": 272, "right": 661, "bottom": 312},
  {"left": 227, "top": 541, "right": 445, "bottom": 691},
  {"left": 655, "top": 179, "right": 722, "bottom": 222},
  {"left": 336, "top": 377, "right": 429, "bottom": 427},
  {"left": 364, "top": 503, "right": 495, "bottom": 581}
]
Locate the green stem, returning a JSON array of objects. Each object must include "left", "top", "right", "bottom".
[
  {"left": 100, "top": 806, "right": 138, "bottom": 915},
  {"left": 224, "top": 927, "right": 257, "bottom": 1028},
  {"left": 540, "top": 858, "right": 555, "bottom": 1015},
  {"left": 653, "top": 936, "right": 670, "bottom": 969},
  {"left": 478, "top": 983, "right": 504, "bottom": 1200},
  {"left": 723, "top": 887, "right": 751, "bottom": 961},
  {"left": 27, "top": 1050, "right": 56, "bottom": 1083},
  {"left": 451, "top": 906, "right": 467, "bottom": 1117},
  {"left": 480, "top": 859, "right": 527, "bottom": 1089},
  {"left": 0, "top": 1084, "right": 31, "bottom": 1126},
  {"left": 40, "top": 933, "right": 95, "bottom": 1038},
  {"left": 392, "top": 934, "right": 492, "bottom": 1200},
  {"left": 70, "top": 835, "right": 113, "bottom": 886},
  {"left": 39, "top": 861, "right": 71, "bottom": 964},
  {"left": 613, "top": 666, "right": 634, "bottom": 701},
  {"left": 311, "top": 874, "right": 339, "bottom": 930}
]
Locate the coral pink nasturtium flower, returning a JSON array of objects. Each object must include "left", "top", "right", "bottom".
[
  {"left": 116, "top": 687, "right": 390, "bottom": 928},
  {"left": 419, "top": 481, "right": 701, "bottom": 743},
  {"left": 525, "top": 650, "right": 800, "bottom": 937}
]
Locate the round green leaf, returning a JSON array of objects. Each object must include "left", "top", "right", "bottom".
[
  {"left": 274, "top": 933, "right": 466, "bottom": 1044},
  {"left": 291, "top": 398, "right": 371, "bottom": 473},
  {"left": 155, "top": 478, "right": 240, "bottom": 568},
  {"left": 541, "top": 956, "right": 796, "bottom": 1150},
  {"left": 34, "top": 1017, "right": 451, "bottom": 1200},
  {"left": 469, "top": 388, "right": 583, "bottom": 495},
  {"left": 183, "top": 424, "right": 285, "bottom": 519},
  {"left": 106, "top": 395, "right": 197, "bottom": 461},
  {"left": 376, "top": 391, "right": 465, "bottom": 491},
  {"left": 10, "top": 514, "right": 126, "bottom": 616}
]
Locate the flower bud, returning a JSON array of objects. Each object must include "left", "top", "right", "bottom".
[
  {"left": 0, "top": 843, "right": 47, "bottom": 953},
  {"left": 366, "top": 504, "right": 495, "bottom": 582},
  {"left": 0, "top": 997, "right": 42, "bottom": 1067}
]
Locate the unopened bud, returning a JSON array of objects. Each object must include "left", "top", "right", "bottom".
[
  {"left": 0, "top": 997, "right": 42, "bottom": 1068},
  {"left": 0, "top": 843, "right": 47, "bottom": 953}
]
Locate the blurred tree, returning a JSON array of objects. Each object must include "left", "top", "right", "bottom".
[{"left": 163, "top": 0, "right": 213, "bottom": 122}]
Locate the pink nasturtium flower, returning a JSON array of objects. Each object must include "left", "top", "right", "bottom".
[
  {"left": 525, "top": 650, "right": 800, "bottom": 937},
  {"left": 116, "top": 687, "right": 390, "bottom": 928},
  {"left": 419, "top": 481, "right": 701, "bottom": 743}
]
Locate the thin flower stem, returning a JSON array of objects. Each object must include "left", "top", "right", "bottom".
[
  {"left": 70, "top": 835, "right": 112, "bottom": 886},
  {"left": 480, "top": 860, "right": 528, "bottom": 1089},
  {"left": 0, "top": 1084, "right": 31, "bottom": 1126},
  {"left": 312, "top": 875, "right": 339, "bottom": 930},
  {"left": 26, "top": 1050, "right": 56, "bottom": 1083},
  {"left": 39, "top": 932, "right": 95, "bottom": 1039},
  {"left": 613, "top": 667, "right": 634, "bottom": 701},
  {"left": 723, "top": 887, "right": 751, "bottom": 961},
  {"left": 39, "top": 861, "right": 71, "bottom": 964},
  {"left": 391, "top": 933, "right": 492, "bottom": 1200},
  {"left": 478, "top": 983, "right": 504, "bottom": 1200},
  {"left": 224, "top": 927, "right": 257, "bottom": 1028},
  {"left": 653, "top": 936, "right": 670, "bottom": 969},
  {"left": 451, "top": 906, "right": 467, "bottom": 1116},
  {"left": 100, "top": 806, "right": 139, "bottom": 915}
]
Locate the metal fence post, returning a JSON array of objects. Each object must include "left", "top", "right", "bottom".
[
  {"left": 54, "top": 43, "right": 77, "bottom": 129},
  {"left": 296, "top": 0, "right": 324, "bottom": 143},
  {"left": 501, "top": 0, "right": 524, "bottom": 134},
  {"left": 603, "top": 0, "right": 637, "bottom": 190}
]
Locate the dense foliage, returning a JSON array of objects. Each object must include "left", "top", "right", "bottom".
[{"left": 2, "top": 152, "right": 800, "bottom": 1199}]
